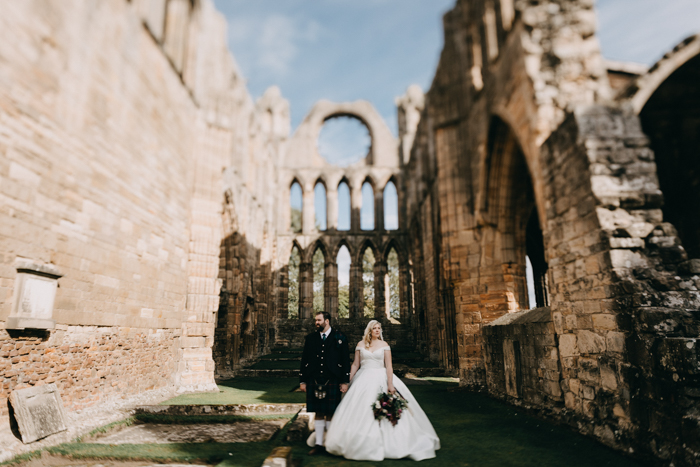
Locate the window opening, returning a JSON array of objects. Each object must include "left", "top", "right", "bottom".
[
  {"left": 313, "top": 249, "right": 325, "bottom": 314},
  {"left": 361, "top": 182, "right": 375, "bottom": 231},
  {"left": 314, "top": 182, "right": 327, "bottom": 231},
  {"left": 362, "top": 248, "right": 375, "bottom": 317},
  {"left": 290, "top": 182, "right": 302, "bottom": 233},
  {"left": 288, "top": 247, "right": 300, "bottom": 318},
  {"left": 386, "top": 249, "right": 400, "bottom": 319},
  {"left": 337, "top": 246, "right": 351, "bottom": 319},
  {"left": 384, "top": 181, "right": 399, "bottom": 230},
  {"left": 337, "top": 181, "right": 351, "bottom": 231},
  {"left": 318, "top": 116, "right": 370, "bottom": 166}
]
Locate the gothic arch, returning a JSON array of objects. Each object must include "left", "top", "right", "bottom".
[
  {"left": 356, "top": 239, "right": 379, "bottom": 264},
  {"left": 284, "top": 100, "right": 399, "bottom": 168},
  {"left": 331, "top": 238, "right": 353, "bottom": 260},
  {"left": 306, "top": 239, "right": 330, "bottom": 264},
  {"left": 381, "top": 239, "right": 408, "bottom": 265},
  {"left": 624, "top": 34, "right": 700, "bottom": 114}
]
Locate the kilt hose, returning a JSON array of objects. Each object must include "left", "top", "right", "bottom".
[{"left": 306, "top": 378, "right": 342, "bottom": 415}]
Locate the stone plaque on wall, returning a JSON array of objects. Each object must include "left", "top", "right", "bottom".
[
  {"left": 6, "top": 261, "right": 62, "bottom": 330},
  {"left": 9, "top": 384, "right": 68, "bottom": 443}
]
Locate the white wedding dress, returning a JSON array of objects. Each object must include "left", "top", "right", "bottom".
[{"left": 323, "top": 345, "right": 440, "bottom": 461}]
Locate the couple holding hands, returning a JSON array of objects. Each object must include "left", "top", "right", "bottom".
[{"left": 299, "top": 311, "right": 440, "bottom": 461}]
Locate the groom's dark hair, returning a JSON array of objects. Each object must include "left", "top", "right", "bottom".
[{"left": 316, "top": 311, "right": 331, "bottom": 324}]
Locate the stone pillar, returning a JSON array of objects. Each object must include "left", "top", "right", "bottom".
[
  {"left": 374, "top": 260, "right": 387, "bottom": 319},
  {"left": 351, "top": 184, "right": 362, "bottom": 233},
  {"left": 325, "top": 261, "right": 338, "bottom": 318},
  {"left": 302, "top": 184, "right": 314, "bottom": 235},
  {"left": 176, "top": 118, "right": 222, "bottom": 394},
  {"left": 349, "top": 262, "right": 363, "bottom": 319},
  {"left": 375, "top": 188, "right": 384, "bottom": 232},
  {"left": 399, "top": 264, "right": 411, "bottom": 322},
  {"left": 299, "top": 261, "right": 313, "bottom": 319},
  {"left": 327, "top": 185, "right": 338, "bottom": 231}
]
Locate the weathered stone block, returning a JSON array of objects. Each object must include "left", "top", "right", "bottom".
[
  {"left": 559, "top": 334, "right": 579, "bottom": 357},
  {"left": 656, "top": 338, "right": 698, "bottom": 374},
  {"left": 9, "top": 383, "right": 67, "bottom": 443},
  {"left": 577, "top": 330, "right": 606, "bottom": 354}
]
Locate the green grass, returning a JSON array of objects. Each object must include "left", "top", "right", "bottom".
[
  {"left": 280, "top": 381, "right": 643, "bottom": 467},
  {"left": 161, "top": 377, "right": 305, "bottom": 405}
]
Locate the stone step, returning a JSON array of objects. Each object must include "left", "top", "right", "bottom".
[{"left": 135, "top": 403, "right": 304, "bottom": 416}]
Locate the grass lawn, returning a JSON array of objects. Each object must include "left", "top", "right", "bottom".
[
  {"left": 14, "top": 378, "right": 644, "bottom": 467},
  {"left": 160, "top": 377, "right": 305, "bottom": 405}
]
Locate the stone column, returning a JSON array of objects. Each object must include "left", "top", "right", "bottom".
[
  {"left": 299, "top": 261, "right": 313, "bottom": 319},
  {"left": 374, "top": 260, "right": 387, "bottom": 319},
  {"left": 327, "top": 185, "right": 338, "bottom": 231},
  {"left": 375, "top": 189, "right": 384, "bottom": 232},
  {"left": 325, "top": 261, "right": 338, "bottom": 319},
  {"left": 399, "top": 264, "right": 411, "bottom": 322},
  {"left": 351, "top": 184, "right": 362, "bottom": 233},
  {"left": 349, "top": 262, "right": 363, "bottom": 319},
  {"left": 302, "top": 183, "right": 314, "bottom": 234}
]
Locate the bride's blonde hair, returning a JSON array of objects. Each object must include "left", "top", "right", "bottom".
[{"left": 363, "top": 320, "right": 383, "bottom": 349}]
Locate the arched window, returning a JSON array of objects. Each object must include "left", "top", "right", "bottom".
[
  {"left": 313, "top": 248, "right": 325, "bottom": 314},
  {"left": 290, "top": 181, "right": 302, "bottom": 233},
  {"left": 361, "top": 182, "right": 374, "bottom": 231},
  {"left": 288, "top": 246, "right": 301, "bottom": 318},
  {"left": 314, "top": 182, "right": 327, "bottom": 231},
  {"left": 362, "top": 248, "right": 375, "bottom": 317},
  {"left": 337, "top": 246, "right": 351, "bottom": 319},
  {"left": 337, "top": 181, "right": 351, "bottom": 231},
  {"left": 383, "top": 181, "right": 399, "bottom": 230},
  {"left": 386, "top": 248, "right": 400, "bottom": 319},
  {"left": 318, "top": 116, "right": 370, "bottom": 166}
]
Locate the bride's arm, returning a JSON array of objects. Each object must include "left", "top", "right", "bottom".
[
  {"left": 384, "top": 348, "right": 395, "bottom": 393},
  {"left": 349, "top": 349, "right": 361, "bottom": 381}
]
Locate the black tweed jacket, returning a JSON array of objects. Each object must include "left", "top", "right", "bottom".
[{"left": 299, "top": 327, "right": 351, "bottom": 385}]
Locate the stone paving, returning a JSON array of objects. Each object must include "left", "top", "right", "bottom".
[{"left": 85, "top": 421, "right": 288, "bottom": 445}]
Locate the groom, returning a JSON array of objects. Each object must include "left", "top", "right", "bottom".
[{"left": 299, "top": 311, "right": 351, "bottom": 455}]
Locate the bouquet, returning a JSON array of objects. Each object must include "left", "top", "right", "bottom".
[{"left": 372, "top": 391, "right": 408, "bottom": 426}]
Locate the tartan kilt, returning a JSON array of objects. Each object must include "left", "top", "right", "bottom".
[{"left": 306, "top": 378, "right": 342, "bottom": 415}]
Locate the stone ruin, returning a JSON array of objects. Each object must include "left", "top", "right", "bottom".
[{"left": 0, "top": 0, "right": 698, "bottom": 465}]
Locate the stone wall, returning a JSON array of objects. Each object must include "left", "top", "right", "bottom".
[
  {"left": 0, "top": 0, "right": 272, "bottom": 433},
  {"left": 0, "top": 326, "right": 177, "bottom": 416},
  {"left": 403, "top": 0, "right": 610, "bottom": 382}
]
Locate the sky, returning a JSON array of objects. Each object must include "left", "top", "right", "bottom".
[{"left": 214, "top": 0, "right": 700, "bottom": 287}]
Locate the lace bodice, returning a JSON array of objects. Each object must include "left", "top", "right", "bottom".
[{"left": 356, "top": 345, "right": 390, "bottom": 370}]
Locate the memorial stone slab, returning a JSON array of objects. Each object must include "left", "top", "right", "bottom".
[
  {"left": 6, "top": 261, "right": 62, "bottom": 330},
  {"left": 9, "top": 384, "right": 68, "bottom": 443}
]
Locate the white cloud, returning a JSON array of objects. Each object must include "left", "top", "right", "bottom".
[{"left": 228, "top": 14, "right": 322, "bottom": 79}]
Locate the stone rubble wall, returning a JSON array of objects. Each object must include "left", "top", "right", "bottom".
[{"left": 0, "top": 325, "right": 177, "bottom": 416}]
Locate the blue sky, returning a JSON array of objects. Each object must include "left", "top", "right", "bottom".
[
  {"left": 216, "top": 0, "right": 699, "bottom": 286},
  {"left": 214, "top": 0, "right": 700, "bottom": 134}
]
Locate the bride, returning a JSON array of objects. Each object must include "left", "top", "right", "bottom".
[{"left": 322, "top": 320, "right": 440, "bottom": 461}]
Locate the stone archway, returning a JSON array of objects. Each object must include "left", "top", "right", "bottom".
[
  {"left": 284, "top": 100, "right": 399, "bottom": 168},
  {"left": 629, "top": 36, "right": 700, "bottom": 258}
]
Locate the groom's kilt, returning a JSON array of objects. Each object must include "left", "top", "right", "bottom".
[{"left": 306, "top": 379, "right": 342, "bottom": 414}]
